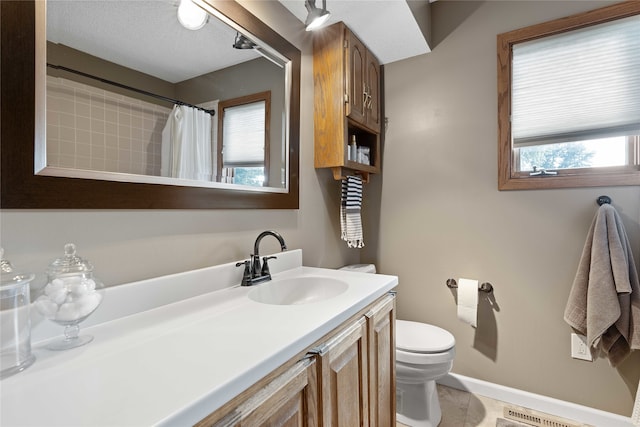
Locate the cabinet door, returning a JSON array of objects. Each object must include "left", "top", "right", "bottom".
[
  {"left": 346, "top": 30, "right": 381, "bottom": 134},
  {"left": 202, "top": 357, "right": 319, "bottom": 427},
  {"left": 366, "top": 293, "right": 396, "bottom": 427},
  {"left": 315, "top": 317, "right": 369, "bottom": 427},
  {"left": 346, "top": 30, "right": 367, "bottom": 126},
  {"left": 365, "top": 53, "right": 381, "bottom": 133}
]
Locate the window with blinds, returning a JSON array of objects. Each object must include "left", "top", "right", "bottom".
[
  {"left": 222, "top": 101, "right": 266, "bottom": 167},
  {"left": 497, "top": 3, "right": 640, "bottom": 190},
  {"left": 217, "top": 91, "right": 271, "bottom": 187}
]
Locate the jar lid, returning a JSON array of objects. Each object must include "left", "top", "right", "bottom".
[
  {"left": 0, "top": 248, "right": 35, "bottom": 289},
  {"left": 47, "top": 243, "right": 94, "bottom": 277}
]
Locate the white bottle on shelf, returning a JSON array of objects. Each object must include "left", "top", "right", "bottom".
[{"left": 350, "top": 135, "right": 358, "bottom": 163}]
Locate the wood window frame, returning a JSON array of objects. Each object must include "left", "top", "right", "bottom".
[
  {"left": 497, "top": 2, "right": 640, "bottom": 190},
  {"left": 217, "top": 91, "right": 271, "bottom": 186}
]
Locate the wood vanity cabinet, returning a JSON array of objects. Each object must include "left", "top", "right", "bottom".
[
  {"left": 202, "top": 357, "right": 319, "bottom": 426},
  {"left": 314, "top": 293, "right": 395, "bottom": 427},
  {"left": 366, "top": 294, "right": 396, "bottom": 427},
  {"left": 196, "top": 293, "right": 396, "bottom": 427},
  {"left": 314, "top": 317, "right": 370, "bottom": 426},
  {"left": 313, "top": 22, "right": 382, "bottom": 181}
]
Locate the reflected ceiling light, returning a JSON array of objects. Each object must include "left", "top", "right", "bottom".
[
  {"left": 232, "top": 33, "right": 285, "bottom": 68},
  {"left": 177, "top": 0, "right": 208, "bottom": 31},
  {"left": 305, "top": 0, "right": 330, "bottom": 31},
  {"left": 232, "top": 32, "right": 257, "bottom": 50}
]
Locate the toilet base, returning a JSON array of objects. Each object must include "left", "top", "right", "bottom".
[{"left": 396, "top": 380, "right": 441, "bottom": 427}]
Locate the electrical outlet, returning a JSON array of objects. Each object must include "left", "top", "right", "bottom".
[{"left": 571, "top": 333, "right": 593, "bottom": 361}]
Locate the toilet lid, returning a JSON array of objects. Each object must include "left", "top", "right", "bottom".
[{"left": 396, "top": 320, "right": 455, "bottom": 353}]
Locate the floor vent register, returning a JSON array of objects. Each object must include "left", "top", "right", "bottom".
[{"left": 503, "top": 405, "right": 594, "bottom": 427}]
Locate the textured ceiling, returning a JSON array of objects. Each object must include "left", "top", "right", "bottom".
[
  {"left": 47, "top": 0, "right": 260, "bottom": 83},
  {"left": 278, "top": 0, "right": 431, "bottom": 64},
  {"left": 46, "top": 0, "right": 430, "bottom": 83}
]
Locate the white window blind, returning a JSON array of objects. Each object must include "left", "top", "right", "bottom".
[
  {"left": 222, "top": 101, "right": 266, "bottom": 166},
  {"left": 512, "top": 14, "right": 640, "bottom": 147}
]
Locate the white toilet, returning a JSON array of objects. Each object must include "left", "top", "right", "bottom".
[
  {"left": 340, "top": 264, "right": 456, "bottom": 427},
  {"left": 395, "top": 319, "right": 455, "bottom": 427}
]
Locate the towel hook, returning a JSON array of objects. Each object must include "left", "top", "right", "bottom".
[
  {"left": 446, "top": 278, "right": 493, "bottom": 293},
  {"left": 597, "top": 195, "right": 611, "bottom": 206}
]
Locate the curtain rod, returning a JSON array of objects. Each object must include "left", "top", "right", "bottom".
[{"left": 47, "top": 63, "right": 215, "bottom": 116}]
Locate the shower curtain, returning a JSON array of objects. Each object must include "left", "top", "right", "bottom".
[{"left": 161, "top": 105, "right": 213, "bottom": 180}]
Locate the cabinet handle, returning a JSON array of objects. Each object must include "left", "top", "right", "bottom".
[
  {"left": 361, "top": 83, "right": 374, "bottom": 110},
  {"left": 361, "top": 83, "right": 368, "bottom": 109},
  {"left": 362, "top": 82, "right": 368, "bottom": 107}
]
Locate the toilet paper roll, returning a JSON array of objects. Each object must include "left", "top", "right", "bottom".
[{"left": 457, "top": 278, "right": 478, "bottom": 328}]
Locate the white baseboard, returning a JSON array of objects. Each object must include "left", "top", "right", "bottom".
[{"left": 437, "top": 373, "right": 634, "bottom": 427}]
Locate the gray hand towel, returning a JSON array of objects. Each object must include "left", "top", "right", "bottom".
[{"left": 564, "top": 203, "right": 640, "bottom": 367}]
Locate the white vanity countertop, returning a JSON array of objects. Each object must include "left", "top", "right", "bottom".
[{"left": 0, "top": 250, "right": 398, "bottom": 426}]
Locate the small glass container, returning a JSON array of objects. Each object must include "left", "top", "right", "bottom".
[
  {"left": 35, "top": 243, "right": 103, "bottom": 351},
  {"left": 350, "top": 135, "right": 357, "bottom": 163},
  {"left": 0, "top": 249, "right": 36, "bottom": 378}
]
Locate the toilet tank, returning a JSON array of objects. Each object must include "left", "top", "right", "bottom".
[{"left": 339, "top": 264, "right": 376, "bottom": 274}]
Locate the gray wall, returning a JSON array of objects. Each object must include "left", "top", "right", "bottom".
[
  {"left": 373, "top": 0, "right": 640, "bottom": 416},
  {"left": 47, "top": 42, "right": 176, "bottom": 107}
]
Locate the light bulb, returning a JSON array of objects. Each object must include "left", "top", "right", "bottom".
[
  {"left": 177, "top": 0, "right": 208, "bottom": 31},
  {"left": 305, "top": 11, "right": 330, "bottom": 31}
]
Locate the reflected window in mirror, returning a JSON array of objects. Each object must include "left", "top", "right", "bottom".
[
  {"left": 218, "top": 91, "right": 271, "bottom": 187},
  {"left": 497, "top": 2, "right": 640, "bottom": 190}
]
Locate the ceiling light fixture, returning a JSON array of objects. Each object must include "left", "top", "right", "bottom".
[
  {"left": 304, "top": 0, "right": 330, "bottom": 31},
  {"left": 232, "top": 33, "right": 285, "bottom": 68},
  {"left": 177, "top": 0, "right": 208, "bottom": 31},
  {"left": 232, "top": 32, "right": 256, "bottom": 50}
]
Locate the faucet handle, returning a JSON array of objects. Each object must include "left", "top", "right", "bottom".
[
  {"left": 261, "top": 256, "right": 277, "bottom": 277},
  {"left": 235, "top": 260, "right": 252, "bottom": 286},
  {"left": 251, "top": 253, "right": 261, "bottom": 279}
]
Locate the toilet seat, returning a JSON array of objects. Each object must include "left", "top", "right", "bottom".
[
  {"left": 396, "top": 320, "right": 455, "bottom": 353},
  {"left": 396, "top": 320, "right": 456, "bottom": 365}
]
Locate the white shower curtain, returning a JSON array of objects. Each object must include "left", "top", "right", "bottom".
[{"left": 161, "top": 105, "right": 213, "bottom": 181}]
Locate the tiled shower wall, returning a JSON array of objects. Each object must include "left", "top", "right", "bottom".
[{"left": 46, "top": 76, "right": 171, "bottom": 176}]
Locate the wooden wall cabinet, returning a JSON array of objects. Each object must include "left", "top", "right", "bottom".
[
  {"left": 313, "top": 22, "right": 382, "bottom": 182},
  {"left": 197, "top": 293, "right": 396, "bottom": 427},
  {"left": 345, "top": 31, "right": 381, "bottom": 134}
]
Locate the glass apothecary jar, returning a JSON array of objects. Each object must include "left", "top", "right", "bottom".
[
  {"left": 34, "top": 243, "right": 103, "bottom": 350},
  {"left": 0, "top": 249, "right": 36, "bottom": 378}
]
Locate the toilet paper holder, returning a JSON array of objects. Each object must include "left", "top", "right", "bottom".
[{"left": 446, "top": 278, "right": 493, "bottom": 293}]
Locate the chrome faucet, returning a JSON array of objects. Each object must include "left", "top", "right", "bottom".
[{"left": 236, "top": 230, "right": 287, "bottom": 286}]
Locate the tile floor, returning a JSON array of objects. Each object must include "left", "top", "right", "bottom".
[{"left": 396, "top": 384, "right": 519, "bottom": 427}]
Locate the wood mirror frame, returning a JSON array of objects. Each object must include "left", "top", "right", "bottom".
[{"left": 0, "top": 0, "right": 300, "bottom": 209}]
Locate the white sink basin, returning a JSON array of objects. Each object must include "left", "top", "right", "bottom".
[{"left": 248, "top": 276, "right": 349, "bottom": 305}]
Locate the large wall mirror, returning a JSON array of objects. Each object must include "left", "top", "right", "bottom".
[{"left": 0, "top": 0, "right": 300, "bottom": 209}]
